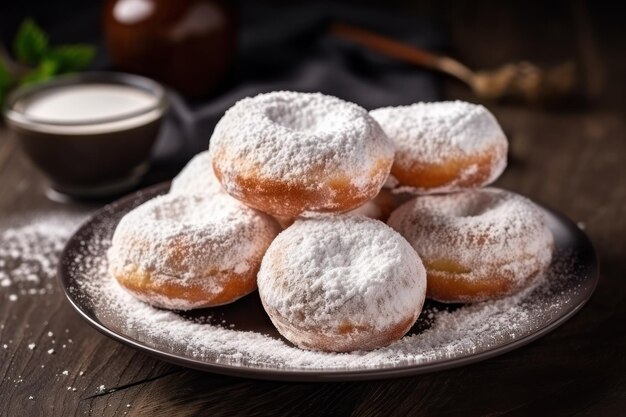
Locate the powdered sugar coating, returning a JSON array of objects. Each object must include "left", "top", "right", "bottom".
[
  {"left": 170, "top": 151, "right": 224, "bottom": 197},
  {"left": 388, "top": 188, "right": 554, "bottom": 301},
  {"left": 210, "top": 91, "right": 394, "bottom": 215},
  {"left": 258, "top": 215, "right": 426, "bottom": 351},
  {"left": 170, "top": 151, "right": 294, "bottom": 229},
  {"left": 371, "top": 101, "right": 508, "bottom": 193},
  {"left": 108, "top": 193, "right": 279, "bottom": 310}
]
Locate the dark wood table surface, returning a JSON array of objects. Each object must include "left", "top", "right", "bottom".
[{"left": 1, "top": 2, "right": 625, "bottom": 416}]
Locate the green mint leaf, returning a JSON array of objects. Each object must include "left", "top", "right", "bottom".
[
  {"left": 21, "top": 58, "right": 59, "bottom": 85},
  {"left": 13, "top": 18, "right": 49, "bottom": 66},
  {"left": 0, "top": 59, "right": 13, "bottom": 89},
  {"left": 47, "top": 45, "right": 95, "bottom": 72},
  {"left": 0, "top": 60, "right": 14, "bottom": 106}
]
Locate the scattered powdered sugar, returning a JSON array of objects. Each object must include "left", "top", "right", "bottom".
[
  {"left": 0, "top": 213, "right": 87, "bottom": 300},
  {"left": 388, "top": 188, "right": 554, "bottom": 289},
  {"left": 209, "top": 91, "right": 394, "bottom": 192},
  {"left": 257, "top": 216, "right": 426, "bottom": 350},
  {"left": 169, "top": 151, "right": 225, "bottom": 197},
  {"left": 66, "top": 195, "right": 585, "bottom": 371}
]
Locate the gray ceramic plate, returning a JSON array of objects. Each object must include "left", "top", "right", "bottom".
[{"left": 58, "top": 183, "right": 598, "bottom": 381}]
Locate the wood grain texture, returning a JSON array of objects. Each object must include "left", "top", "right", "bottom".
[{"left": 1, "top": 1, "right": 625, "bottom": 416}]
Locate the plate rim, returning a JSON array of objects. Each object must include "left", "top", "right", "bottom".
[{"left": 58, "top": 182, "right": 600, "bottom": 382}]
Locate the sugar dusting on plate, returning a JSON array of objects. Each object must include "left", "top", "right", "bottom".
[{"left": 63, "top": 197, "right": 584, "bottom": 371}]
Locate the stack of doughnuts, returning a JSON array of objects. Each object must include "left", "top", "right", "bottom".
[
  {"left": 370, "top": 101, "right": 553, "bottom": 303},
  {"left": 108, "top": 91, "right": 553, "bottom": 353}
]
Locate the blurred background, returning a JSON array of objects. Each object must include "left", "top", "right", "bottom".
[
  {"left": 1, "top": 2, "right": 625, "bottom": 415},
  {"left": 2, "top": 0, "right": 622, "bottom": 192}
]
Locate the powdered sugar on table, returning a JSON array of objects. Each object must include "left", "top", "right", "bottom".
[{"left": 1, "top": 213, "right": 87, "bottom": 300}]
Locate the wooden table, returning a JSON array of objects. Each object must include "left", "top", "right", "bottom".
[{"left": 1, "top": 2, "right": 625, "bottom": 416}]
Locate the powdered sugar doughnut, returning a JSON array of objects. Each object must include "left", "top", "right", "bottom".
[
  {"left": 170, "top": 151, "right": 294, "bottom": 228},
  {"left": 170, "top": 151, "right": 224, "bottom": 196},
  {"left": 108, "top": 193, "right": 280, "bottom": 310},
  {"left": 388, "top": 188, "right": 553, "bottom": 303},
  {"left": 371, "top": 101, "right": 508, "bottom": 194},
  {"left": 210, "top": 91, "right": 394, "bottom": 217},
  {"left": 258, "top": 216, "right": 426, "bottom": 352}
]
